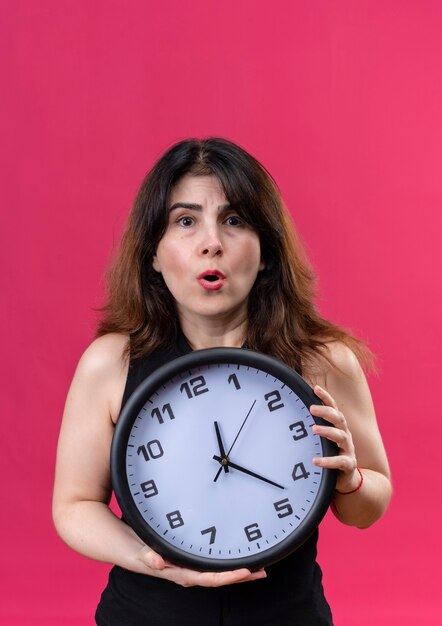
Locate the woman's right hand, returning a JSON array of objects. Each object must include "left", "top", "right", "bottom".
[{"left": 138, "top": 545, "right": 267, "bottom": 588}]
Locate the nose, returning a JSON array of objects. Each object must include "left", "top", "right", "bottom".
[
  {"left": 200, "top": 226, "right": 223, "bottom": 257},
  {"left": 202, "top": 241, "right": 223, "bottom": 256}
]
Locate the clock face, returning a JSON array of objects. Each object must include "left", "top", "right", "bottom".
[{"left": 111, "top": 348, "right": 337, "bottom": 571}]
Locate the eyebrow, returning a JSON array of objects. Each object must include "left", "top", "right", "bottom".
[{"left": 169, "top": 202, "right": 231, "bottom": 212}]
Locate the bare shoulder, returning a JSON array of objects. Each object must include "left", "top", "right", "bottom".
[
  {"left": 306, "top": 340, "right": 364, "bottom": 388},
  {"left": 71, "top": 333, "right": 130, "bottom": 422},
  {"left": 77, "top": 333, "right": 129, "bottom": 378},
  {"left": 321, "top": 340, "right": 365, "bottom": 382},
  {"left": 306, "top": 340, "right": 377, "bottom": 422}
]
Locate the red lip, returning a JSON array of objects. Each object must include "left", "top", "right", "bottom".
[
  {"left": 197, "top": 269, "right": 226, "bottom": 291},
  {"left": 197, "top": 269, "right": 226, "bottom": 280}
]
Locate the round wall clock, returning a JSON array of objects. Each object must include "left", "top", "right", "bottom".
[{"left": 111, "top": 348, "right": 337, "bottom": 572}]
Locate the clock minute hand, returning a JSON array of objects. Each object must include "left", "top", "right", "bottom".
[
  {"left": 226, "top": 399, "right": 257, "bottom": 456},
  {"left": 214, "top": 421, "right": 229, "bottom": 474},
  {"left": 213, "top": 455, "right": 285, "bottom": 490},
  {"left": 214, "top": 399, "right": 257, "bottom": 482}
]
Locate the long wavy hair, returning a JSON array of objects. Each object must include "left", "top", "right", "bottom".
[{"left": 97, "top": 137, "right": 373, "bottom": 374}]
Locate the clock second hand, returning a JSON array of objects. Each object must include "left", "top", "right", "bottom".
[
  {"left": 213, "top": 455, "right": 285, "bottom": 490},
  {"left": 214, "top": 399, "right": 256, "bottom": 483}
]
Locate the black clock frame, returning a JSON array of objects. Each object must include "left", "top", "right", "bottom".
[{"left": 111, "top": 347, "right": 337, "bottom": 572}]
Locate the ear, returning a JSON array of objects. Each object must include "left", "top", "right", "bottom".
[
  {"left": 152, "top": 254, "right": 161, "bottom": 272},
  {"left": 259, "top": 258, "right": 266, "bottom": 271}
]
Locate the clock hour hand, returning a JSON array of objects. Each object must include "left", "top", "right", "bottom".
[
  {"left": 213, "top": 455, "right": 285, "bottom": 490},
  {"left": 214, "top": 399, "right": 257, "bottom": 482},
  {"left": 214, "top": 421, "right": 229, "bottom": 474}
]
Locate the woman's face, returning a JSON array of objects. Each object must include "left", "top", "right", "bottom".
[{"left": 152, "top": 174, "right": 264, "bottom": 326}]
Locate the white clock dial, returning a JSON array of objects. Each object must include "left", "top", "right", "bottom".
[{"left": 112, "top": 349, "right": 337, "bottom": 571}]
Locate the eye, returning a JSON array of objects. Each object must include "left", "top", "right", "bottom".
[
  {"left": 224, "top": 214, "right": 244, "bottom": 227},
  {"left": 176, "top": 215, "right": 195, "bottom": 227}
]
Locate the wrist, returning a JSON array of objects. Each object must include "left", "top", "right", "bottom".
[{"left": 335, "top": 467, "right": 364, "bottom": 495}]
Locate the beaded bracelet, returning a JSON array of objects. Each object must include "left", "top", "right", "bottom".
[{"left": 335, "top": 467, "right": 364, "bottom": 495}]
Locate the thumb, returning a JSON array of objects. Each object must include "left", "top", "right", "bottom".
[{"left": 141, "top": 545, "right": 166, "bottom": 570}]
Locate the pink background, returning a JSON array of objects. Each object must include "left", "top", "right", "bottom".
[{"left": 1, "top": 1, "right": 441, "bottom": 624}]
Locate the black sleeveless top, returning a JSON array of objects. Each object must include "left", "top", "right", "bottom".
[{"left": 95, "top": 333, "right": 333, "bottom": 626}]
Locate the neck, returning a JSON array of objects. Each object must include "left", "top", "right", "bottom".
[{"left": 178, "top": 312, "right": 248, "bottom": 350}]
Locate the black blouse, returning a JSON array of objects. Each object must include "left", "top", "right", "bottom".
[{"left": 95, "top": 332, "right": 333, "bottom": 626}]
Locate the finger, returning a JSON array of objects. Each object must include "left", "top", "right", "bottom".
[
  {"left": 237, "top": 570, "right": 267, "bottom": 583},
  {"left": 312, "top": 424, "right": 350, "bottom": 448},
  {"left": 170, "top": 567, "right": 258, "bottom": 588},
  {"left": 196, "top": 568, "right": 251, "bottom": 586},
  {"left": 193, "top": 568, "right": 267, "bottom": 587},
  {"left": 312, "top": 454, "right": 356, "bottom": 473},
  {"left": 310, "top": 404, "right": 346, "bottom": 429},
  {"left": 313, "top": 385, "right": 338, "bottom": 409},
  {"left": 141, "top": 546, "right": 167, "bottom": 570}
]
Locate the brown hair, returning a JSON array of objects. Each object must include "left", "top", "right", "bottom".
[{"left": 98, "top": 137, "right": 374, "bottom": 374}]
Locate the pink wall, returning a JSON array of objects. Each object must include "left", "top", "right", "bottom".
[{"left": 1, "top": 1, "right": 441, "bottom": 624}]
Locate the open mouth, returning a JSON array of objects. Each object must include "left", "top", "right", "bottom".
[
  {"left": 197, "top": 270, "right": 226, "bottom": 290},
  {"left": 203, "top": 274, "right": 220, "bottom": 282}
]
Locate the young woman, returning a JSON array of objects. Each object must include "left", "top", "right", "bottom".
[{"left": 53, "top": 138, "right": 391, "bottom": 625}]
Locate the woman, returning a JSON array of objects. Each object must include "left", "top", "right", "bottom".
[{"left": 53, "top": 138, "right": 391, "bottom": 625}]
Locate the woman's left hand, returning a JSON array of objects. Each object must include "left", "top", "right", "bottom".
[{"left": 310, "top": 384, "right": 361, "bottom": 494}]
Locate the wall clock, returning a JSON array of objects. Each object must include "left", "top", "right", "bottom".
[{"left": 111, "top": 348, "right": 337, "bottom": 571}]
